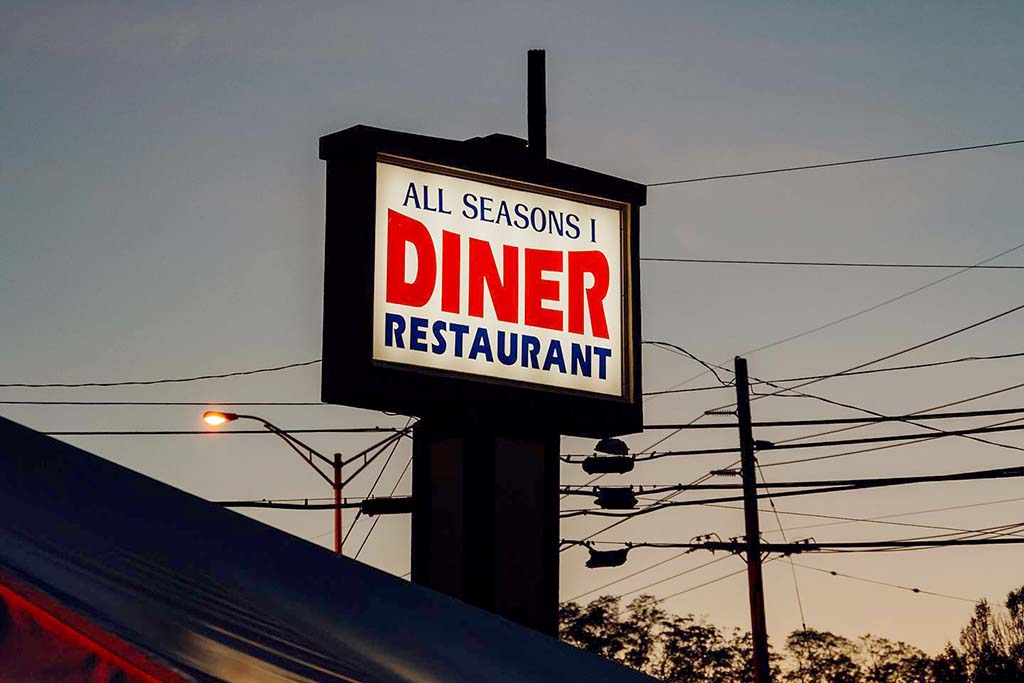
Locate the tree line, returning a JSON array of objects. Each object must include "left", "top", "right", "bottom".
[{"left": 559, "top": 584, "right": 1024, "bottom": 682}]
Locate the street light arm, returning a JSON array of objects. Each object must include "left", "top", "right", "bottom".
[
  {"left": 250, "top": 417, "right": 334, "bottom": 467},
  {"left": 340, "top": 425, "right": 414, "bottom": 468},
  {"left": 260, "top": 422, "right": 336, "bottom": 487},
  {"left": 226, "top": 414, "right": 335, "bottom": 487}
]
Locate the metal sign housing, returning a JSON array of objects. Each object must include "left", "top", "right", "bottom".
[{"left": 319, "top": 126, "right": 645, "bottom": 437}]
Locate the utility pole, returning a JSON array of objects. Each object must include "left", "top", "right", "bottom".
[
  {"left": 333, "top": 453, "right": 343, "bottom": 557},
  {"left": 735, "top": 356, "right": 772, "bottom": 683}
]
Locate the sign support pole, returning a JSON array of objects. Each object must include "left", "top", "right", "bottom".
[
  {"left": 333, "top": 453, "right": 343, "bottom": 557},
  {"left": 409, "top": 50, "right": 560, "bottom": 636},
  {"left": 411, "top": 421, "right": 560, "bottom": 634},
  {"left": 319, "top": 49, "right": 644, "bottom": 635},
  {"left": 735, "top": 356, "right": 772, "bottom": 683},
  {"left": 528, "top": 49, "right": 546, "bottom": 158}
]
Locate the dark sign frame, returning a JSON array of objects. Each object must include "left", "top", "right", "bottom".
[{"left": 319, "top": 125, "right": 646, "bottom": 437}]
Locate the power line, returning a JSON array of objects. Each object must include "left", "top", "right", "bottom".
[
  {"left": 23, "top": 339, "right": 1018, "bottom": 402},
  {"left": 644, "top": 341, "right": 733, "bottom": 387},
  {"left": 784, "top": 536, "right": 1024, "bottom": 553},
  {"left": 562, "top": 402, "right": 735, "bottom": 549},
  {"left": 641, "top": 257, "right": 1024, "bottom": 269},
  {"left": 741, "top": 299, "right": 1024, "bottom": 406},
  {"left": 568, "top": 535, "right": 1024, "bottom": 554},
  {"left": 644, "top": 345, "right": 1024, "bottom": 470},
  {"left": 560, "top": 465, "right": 1024, "bottom": 519},
  {"left": 576, "top": 497, "right": 1024, "bottom": 608},
  {"left": 642, "top": 406, "right": 1024, "bottom": 430},
  {"left": 763, "top": 414, "right": 1024, "bottom": 469},
  {"left": 563, "top": 421, "right": 1024, "bottom": 462},
  {"left": 306, "top": 529, "right": 334, "bottom": 541},
  {"left": 559, "top": 468, "right": 721, "bottom": 552},
  {"left": 618, "top": 555, "right": 733, "bottom": 601},
  {"left": 355, "top": 452, "right": 414, "bottom": 560},
  {"left": 750, "top": 376, "right": 1024, "bottom": 459},
  {"left": 791, "top": 563, "right": 977, "bottom": 603},
  {"left": 771, "top": 380, "right": 1024, "bottom": 446},
  {"left": 643, "top": 351, "right": 1024, "bottom": 398},
  {"left": 648, "top": 239, "right": 1024, "bottom": 397},
  {"left": 650, "top": 561, "right": 781, "bottom": 605},
  {"left": 642, "top": 345, "right": 1024, "bottom": 483},
  {"left": 636, "top": 345, "right": 731, "bottom": 450},
  {"left": 40, "top": 427, "right": 403, "bottom": 436},
  {"left": 562, "top": 464, "right": 1024, "bottom": 495},
  {"left": 347, "top": 417, "right": 414, "bottom": 554},
  {"left": 0, "top": 400, "right": 328, "bottom": 406},
  {"left": 821, "top": 517, "right": 1024, "bottom": 546},
  {"left": 218, "top": 499, "right": 362, "bottom": 510},
  {"left": 0, "top": 359, "right": 321, "bottom": 388},
  {"left": 343, "top": 424, "right": 407, "bottom": 547},
  {"left": 752, "top": 421, "right": 1024, "bottom": 456},
  {"left": 564, "top": 550, "right": 704, "bottom": 602},
  {"left": 698, "top": 346, "right": 1024, "bottom": 469},
  {"left": 646, "top": 137, "right": 1024, "bottom": 187},
  {"left": 562, "top": 407, "right": 715, "bottom": 509},
  {"left": 632, "top": 411, "right": 711, "bottom": 460},
  {"left": 341, "top": 428, "right": 413, "bottom": 487},
  {"left": 561, "top": 473, "right": 607, "bottom": 501},
  {"left": 626, "top": 499, "right": 1024, "bottom": 541},
  {"left": 714, "top": 496, "right": 1024, "bottom": 537},
  {"left": 757, "top": 463, "right": 807, "bottom": 629}
]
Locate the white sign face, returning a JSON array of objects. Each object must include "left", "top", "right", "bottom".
[{"left": 372, "top": 157, "right": 628, "bottom": 397}]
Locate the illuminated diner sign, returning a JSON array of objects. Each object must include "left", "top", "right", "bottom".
[
  {"left": 319, "top": 125, "right": 644, "bottom": 436},
  {"left": 372, "top": 156, "right": 628, "bottom": 397}
]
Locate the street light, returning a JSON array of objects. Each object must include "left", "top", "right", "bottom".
[
  {"left": 581, "top": 436, "right": 634, "bottom": 475},
  {"left": 202, "top": 411, "right": 238, "bottom": 427},
  {"left": 594, "top": 436, "right": 628, "bottom": 456},
  {"left": 202, "top": 410, "right": 346, "bottom": 557}
]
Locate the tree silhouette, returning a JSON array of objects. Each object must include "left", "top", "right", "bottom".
[
  {"left": 783, "top": 628, "right": 860, "bottom": 683},
  {"left": 559, "top": 583, "right": 1024, "bottom": 683},
  {"left": 931, "top": 644, "right": 968, "bottom": 683},
  {"left": 859, "top": 634, "right": 931, "bottom": 683}
]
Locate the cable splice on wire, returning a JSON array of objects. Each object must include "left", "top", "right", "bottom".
[{"left": 791, "top": 563, "right": 978, "bottom": 603}]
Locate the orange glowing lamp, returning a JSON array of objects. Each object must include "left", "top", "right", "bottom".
[{"left": 202, "top": 411, "right": 239, "bottom": 428}]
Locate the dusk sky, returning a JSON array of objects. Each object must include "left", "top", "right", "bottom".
[{"left": 3, "top": 1, "right": 1024, "bottom": 654}]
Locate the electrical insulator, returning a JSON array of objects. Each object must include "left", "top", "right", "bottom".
[
  {"left": 594, "top": 487, "right": 638, "bottom": 510},
  {"left": 581, "top": 455, "right": 635, "bottom": 475},
  {"left": 359, "top": 496, "right": 415, "bottom": 517},
  {"left": 594, "top": 437, "right": 629, "bottom": 456},
  {"left": 586, "top": 547, "right": 630, "bottom": 569}
]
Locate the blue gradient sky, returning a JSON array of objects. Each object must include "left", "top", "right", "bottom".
[{"left": 2, "top": 1, "right": 1024, "bottom": 652}]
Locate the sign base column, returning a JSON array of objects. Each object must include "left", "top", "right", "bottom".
[{"left": 411, "top": 420, "right": 560, "bottom": 636}]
